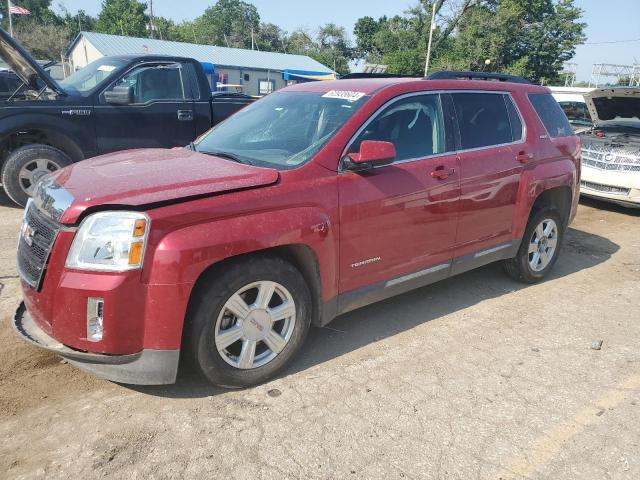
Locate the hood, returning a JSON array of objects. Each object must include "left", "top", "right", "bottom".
[
  {"left": 0, "top": 28, "right": 65, "bottom": 95},
  {"left": 47, "top": 148, "right": 280, "bottom": 224},
  {"left": 584, "top": 87, "right": 640, "bottom": 127}
]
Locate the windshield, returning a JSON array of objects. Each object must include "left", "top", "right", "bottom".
[
  {"left": 558, "top": 101, "right": 592, "bottom": 126},
  {"left": 194, "top": 91, "right": 369, "bottom": 169},
  {"left": 59, "top": 58, "right": 127, "bottom": 95}
]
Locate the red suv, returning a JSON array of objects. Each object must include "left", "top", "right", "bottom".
[{"left": 14, "top": 72, "right": 580, "bottom": 388}]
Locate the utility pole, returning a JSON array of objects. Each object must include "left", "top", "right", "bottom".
[
  {"left": 424, "top": 2, "right": 437, "bottom": 77},
  {"left": 7, "top": 0, "right": 13, "bottom": 37},
  {"left": 149, "top": 0, "right": 155, "bottom": 39}
]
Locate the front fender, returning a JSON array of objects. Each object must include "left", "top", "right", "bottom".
[{"left": 143, "top": 206, "right": 337, "bottom": 300}]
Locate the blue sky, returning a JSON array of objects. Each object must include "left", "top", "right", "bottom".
[{"left": 53, "top": 0, "right": 639, "bottom": 82}]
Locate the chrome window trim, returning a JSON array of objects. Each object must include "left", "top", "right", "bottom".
[{"left": 339, "top": 89, "right": 528, "bottom": 172}]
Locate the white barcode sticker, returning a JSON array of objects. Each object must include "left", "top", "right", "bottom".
[{"left": 322, "top": 90, "right": 365, "bottom": 102}]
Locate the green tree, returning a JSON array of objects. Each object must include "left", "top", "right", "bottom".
[
  {"left": 59, "top": 7, "right": 97, "bottom": 40},
  {"left": 14, "top": 22, "right": 68, "bottom": 59},
  {"left": 193, "top": 0, "right": 260, "bottom": 49},
  {"left": 96, "top": 0, "right": 149, "bottom": 37},
  {"left": 255, "top": 22, "right": 287, "bottom": 52},
  {"left": 354, "top": 0, "right": 586, "bottom": 82},
  {"left": 287, "top": 25, "right": 353, "bottom": 75}
]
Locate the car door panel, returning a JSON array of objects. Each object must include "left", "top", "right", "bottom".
[
  {"left": 338, "top": 93, "right": 460, "bottom": 297},
  {"left": 450, "top": 92, "right": 525, "bottom": 257},
  {"left": 94, "top": 62, "right": 196, "bottom": 154}
]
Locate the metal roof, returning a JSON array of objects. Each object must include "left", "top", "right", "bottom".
[{"left": 70, "top": 31, "right": 333, "bottom": 74}]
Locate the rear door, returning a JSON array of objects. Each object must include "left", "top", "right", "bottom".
[
  {"left": 338, "top": 93, "right": 460, "bottom": 299},
  {"left": 450, "top": 91, "right": 526, "bottom": 259},
  {"left": 94, "top": 62, "right": 196, "bottom": 154}
]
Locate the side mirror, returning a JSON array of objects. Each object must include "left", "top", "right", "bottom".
[
  {"left": 104, "top": 86, "right": 134, "bottom": 105},
  {"left": 345, "top": 140, "right": 396, "bottom": 170}
]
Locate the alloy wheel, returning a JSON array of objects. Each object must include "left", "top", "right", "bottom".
[
  {"left": 18, "top": 158, "right": 61, "bottom": 196},
  {"left": 214, "top": 280, "right": 296, "bottom": 370},
  {"left": 528, "top": 218, "right": 558, "bottom": 272}
]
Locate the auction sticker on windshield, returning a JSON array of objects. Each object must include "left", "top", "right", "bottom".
[
  {"left": 322, "top": 90, "right": 365, "bottom": 102},
  {"left": 97, "top": 65, "right": 117, "bottom": 72}
]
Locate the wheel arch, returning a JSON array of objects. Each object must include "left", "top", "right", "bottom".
[
  {"left": 185, "top": 244, "right": 325, "bottom": 333},
  {"left": 1, "top": 127, "right": 85, "bottom": 168},
  {"left": 529, "top": 186, "right": 573, "bottom": 230}
]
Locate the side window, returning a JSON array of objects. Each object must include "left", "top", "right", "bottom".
[
  {"left": 451, "top": 92, "right": 513, "bottom": 149},
  {"left": 350, "top": 94, "right": 447, "bottom": 162},
  {"left": 528, "top": 93, "right": 573, "bottom": 137},
  {"left": 505, "top": 95, "right": 523, "bottom": 141},
  {"left": 112, "top": 63, "right": 186, "bottom": 103}
]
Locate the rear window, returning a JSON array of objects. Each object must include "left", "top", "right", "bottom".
[
  {"left": 451, "top": 93, "right": 514, "bottom": 149},
  {"left": 528, "top": 93, "right": 573, "bottom": 137}
]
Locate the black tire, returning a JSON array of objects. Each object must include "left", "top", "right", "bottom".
[
  {"left": 1, "top": 144, "right": 72, "bottom": 207},
  {"left": 185, "top": 256, "right": 312, "bottom": 388},
  {"left": 503, "top": 206, "right": 564, "bottom": 283}
]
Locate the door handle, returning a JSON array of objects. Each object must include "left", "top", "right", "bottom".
[
  {"left": 177, "top": 110, "right": 193, "bottom": 121},
  {"left": 430, "top": 166, "right": 455, "bottom": 180},
  {"left": 515, "top": 151, "right": 533, "bottom": 163}
]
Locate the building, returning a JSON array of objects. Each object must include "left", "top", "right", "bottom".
[{"left": 65, "top": 32, "right": 336, "bottom": 97}]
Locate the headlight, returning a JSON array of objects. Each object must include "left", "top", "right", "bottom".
[{"left": 65, "top": 211, "right": 150, "bottom": 272}]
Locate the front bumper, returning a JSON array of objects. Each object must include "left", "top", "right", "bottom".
[
  {"left": 580, "top": 166, "right": 640, "bottom": 208},
  {"left": 13, "top": 303, "right": 179, "bottom": 385}
]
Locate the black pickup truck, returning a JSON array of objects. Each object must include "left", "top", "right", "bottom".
[{"left": 0, "top": 29, "right": 254, "bottom": 206}]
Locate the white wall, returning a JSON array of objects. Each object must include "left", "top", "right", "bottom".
[{"left": 69, "top": 37, "right": 104, "bottom": 71}]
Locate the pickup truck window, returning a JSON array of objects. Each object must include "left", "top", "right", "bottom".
[
  {"left": 59, "top": 57, "right": 127, "bottom": 95},
  {"left": 195, "top": 91, "right": 368, "bottom": 169},
  {"left": 111, "top": 63, "right": 186, "bottom": 103},
  {"left": 349, "top": 93, "right": 447, "bottom": 161},
  {"left": 452, "top": 92, "right": 514, "bottom": 150}
]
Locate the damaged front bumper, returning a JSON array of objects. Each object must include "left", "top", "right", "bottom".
[{"left": 13, "top": 303, "right": 179, "bottom": 385}]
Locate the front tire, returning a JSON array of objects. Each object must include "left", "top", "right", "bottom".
[
  {"left": 185, "top": 256, "right": 312, "bottom": 388},
  {"left": 503, "top": 207, "right": 564, "bottom": 283},
  {"left": 1, "top": 144, "right": 72, "bottom": 207}
]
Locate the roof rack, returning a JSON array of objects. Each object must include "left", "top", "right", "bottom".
[
  {"left": 426, "top": 70, "right": 532, "bottom": 84},
  {"left": 340, "top": 73, "right": 421, "bottom": 80}
]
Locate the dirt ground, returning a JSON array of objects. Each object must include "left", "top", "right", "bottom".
[{"left": 0, "top": 192, "right": 639, "bottom": 480}]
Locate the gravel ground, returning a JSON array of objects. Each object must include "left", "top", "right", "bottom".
[{"left": 0, "top": 192, "right": 639, "bottom": 480}]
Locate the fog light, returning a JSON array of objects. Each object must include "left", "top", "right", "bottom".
[{"left": 87, "top": 298, "right": 104, "bottom": 342}]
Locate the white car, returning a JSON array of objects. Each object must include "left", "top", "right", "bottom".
[{"left": 578, "top": 88, "right": 640, "bottom": 208}]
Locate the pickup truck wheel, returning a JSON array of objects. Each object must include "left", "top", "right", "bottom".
[
  {"left": 186, "top": 256, "right": 312, "bottom": 388},
  {"left": 1, "top": 145, "right": 72, "bottom": 207},
  {"left": 503, "top": 207, "right": 563, "bottom": 283}
]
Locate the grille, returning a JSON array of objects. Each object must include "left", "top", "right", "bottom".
[
  {"left": 581, "top": 181, "right": 630, "bottom": 195},
  {"left": 581, "top": 143, "right": 640, "bottom": 172},
  {"left": 17, "top": 202, "right": 60, "bottom": 289}
]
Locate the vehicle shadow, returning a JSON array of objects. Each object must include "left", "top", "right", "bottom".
[
  {"left": 128, "top": 226, "right": 619, "bottom": 399},
  {"left": 579, "top": 195, "right": 640, "bottom": 217}
]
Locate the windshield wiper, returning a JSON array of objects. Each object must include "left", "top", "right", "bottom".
[{"left": 199, "top": 149, "right": 253, "bottom": 165}]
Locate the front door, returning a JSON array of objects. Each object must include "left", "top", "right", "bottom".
[
  {"left": 94, "top": 62, "right": 196, "bottom": 154},
  {"left": 338, "top": 93, "right": 460, "bottom": 301}
]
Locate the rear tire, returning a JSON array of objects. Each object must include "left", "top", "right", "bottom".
[
  {"left": 503, "top": 207, "right": 564, "bottom": 283},
  {"left": 185, "top": 256, "right": 312, "bottom": 388},
  {"left": 1, "top": 144, "right": 72, "bottom": 207}
]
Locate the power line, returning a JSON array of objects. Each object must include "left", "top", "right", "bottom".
[{"left": 584, "top": 38, "right": 640, "bottom": 45}]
